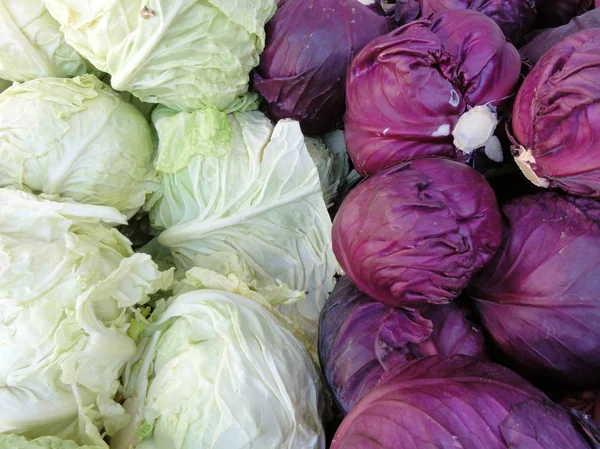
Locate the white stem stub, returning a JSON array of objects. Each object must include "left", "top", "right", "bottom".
[
  {"left": 452, "top": 105, "right": 499, "bottom": 154},
  {"left": 514, "top": 147, "right": 550, "bottom": 188},
  {"left": 484, "top": 135, "right": 504, "bottom": 163}
]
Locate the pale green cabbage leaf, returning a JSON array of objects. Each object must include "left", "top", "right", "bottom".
[
  {"left": 0, "top": 0, "right": 88, "bottom": 82},
  {"left": 0, "top": 434, "right": 105, "bottom": 449},
  {"left": 145, "top": 107, "right": 339, "bottom": 341},
  {"left": 44, "top": 0, "right": 277, "bottom": 112},
  {"left": 111, "top": 283, "right": 325, "bottom": 449},
  {"left": 0, "top": 189, "right": 173, "bottom": 446},
  {"left": 0, "top": 75, "right": 158, "bottom": 218}
]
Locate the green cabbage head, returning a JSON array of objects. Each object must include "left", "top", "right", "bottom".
[
  {"left": 0, "top": 189, "right": 172, "bottom": 446},
  {"left": 0, "top": 0, "right": 88, "bottom": 82},
  {"left": 111, "top": 274, "right": 325, "bottom": 449},
  {"left": 145, "top": 107, "right": 339, "bottom": 341},
  {"left": 0, "top": 75, "right": 157, "bottom": 218},
  {"left": 44, "top": 0, "right": 277, "bottom": 112},
  {"left": 0, "top": 435, "right": 104, "bottom": 449}
]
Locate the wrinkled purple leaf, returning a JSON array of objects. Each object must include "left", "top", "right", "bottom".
[{"left": 319, "top": 277, "right": 486, "bottom": 413}]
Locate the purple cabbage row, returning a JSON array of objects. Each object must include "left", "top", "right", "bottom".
[
  {"left": 252, "top": 0, "right": 600, "bottom": 447},
  {"left": 321, "top": 156, "right": 600, "bottom": 446}
]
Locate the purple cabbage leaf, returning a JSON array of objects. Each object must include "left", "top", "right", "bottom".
[
  {"left": 318, "top": 276, "right": 486, "bottom": 414},
  {"left": 471, "top": 192, "right": 600, "bottom": 391},
  {"left": 331, "top": 355, "right": 595, "bottom": 449},
  {"left": 394, "top": 0, "right": 537, "bottom": 44},
  {"left": 520, "top": 8, "right": 600, "bottom": 68}
]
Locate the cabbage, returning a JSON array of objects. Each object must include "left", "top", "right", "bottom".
[
  {"left": 318, "top": 276, "right": 487, "bottom": 414},
  {"left": 0, "top": 75, "right": 157, "bottom": 217},
  {"left": 512, "top": 29, "right": 600, "bottom": 197},
  {"left": 394, "top": 0, "right": 537, "bottom": 44},
  {"left": 344, "top": 9, "right": 521, "bottom": 176},
  {"left": 470, "top": 192, "right": 600, "bottom": 390},
  {"left": 330, "top": 356, "right": 595, "bottom": 449},
  {"left": 146, "top": 107, "right": 339, "bottom": 340},
  {"left": 0, "top": 435, "right": 104, "bottom": 449},
  {"left": 332, "top": 157, "right": 502, "bottom": 307},
  {"left": 252, "top": 0, "right": 391, "bottom": 135},
  {"left": 0, "top": 188, "right": 172, "bottom": 445},
  {"left": 535, "top": 0, "right": 594, "bottom": 27},
  {"left": 111, "top": 284, "right": 325, "bottom": 449},
  {"left": 0, "top": 0, "right": 88, "bottom": 82},
  {"left": 44, "top": 0, "right": 277, "bottom": 112},
  {"left": 520, "top": 9, "right": 600, "bottom": 68}
]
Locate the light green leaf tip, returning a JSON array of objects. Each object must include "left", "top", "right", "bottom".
[{"left": 153, "top": 106, "right": 233, "bottom": 174}]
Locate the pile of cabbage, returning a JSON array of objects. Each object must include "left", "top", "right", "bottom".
[{"left": 1, "top": 0, "right": 600, "bottom": 448}]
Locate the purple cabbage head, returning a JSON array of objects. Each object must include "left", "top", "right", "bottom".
[
  {"left": 252, "top": 0, "right": 391, "bottom": 136},
  {"left": 330, "top": 356, "right": 596, "bottom": 449},
  {"left": 318, "top": 276, "right": 486, "bottom": 414},
  {"left": 535, "top": 0, "right": 594, "bottom": 28},
  {"left": 344, "top": 9, "right": 521, "bottom": 176},
  {"left": 520, "top": 9, "right": 600, "bottom": 68},
  {"left": 332, "top": 157, "right": 502, "bottom": 308},
  {"left": 471, "top": 192, "right": 600, "bottom": 390},
  {"left": 395, "top": 0, "right": 537, "bottom": 44},
  {"left": 512, "top": 29, "right": 600, "bottom": 198}
]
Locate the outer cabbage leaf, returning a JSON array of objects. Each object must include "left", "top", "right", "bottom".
[
  {"left": 0, "top": 75, "right": 157, "bottom": 217},
  {"left": 111, "top": 288, "right": 325, "bottom": 449},
  {"left": 0, "top": 189, "right": 173, "bottom": 445},
  {"left": 0, "top": 0, "right": 88, "bottom": 82},
  {"left": 344, "top": 9, "right": 521, "bottom": 175},
  {"left": 332, "top": 157, "right": 502, "bottom": 307},
  {"left": 471, "top": 192, "right": 600, "bottom": 390},
  {"left": 44, "top": 0, "right": 277, "bottom": 112},
  {"left": 319, "top": 276, "right": 487, "bottom": 414},
  {"left": 395, "top": 0, "right": 536, "bottom": 44},
  {"left": 173, "top": 267, "right": 305, "bottom": 326},
  {"left": 520, "top": 9, "right": 600, "bottom": 68},
  {"left": 252, "top": 0, "right": 391, "bottom": 135},
  {"left": 512, "top": 29, "right": 600, "bottom": 197},
  {"left": 146, "top": 107, "right": 339, "bottom": 340},
  {"left": 331, "top": 356, "right": 593, "bottom": 449},
  {"left": 0, "top": 435, "right": 105, "bottom": 449},
  {"left": 97, "top": 73, "right": 158, "bottom": 121}
]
